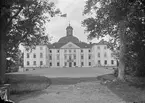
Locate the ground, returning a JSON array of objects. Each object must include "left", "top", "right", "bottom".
[{"left": 9, "top": 67, "right": 145, "bottom": 103}]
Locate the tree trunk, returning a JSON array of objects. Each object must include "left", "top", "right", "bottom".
[
  {"left": 117, "top": 23, "right": 126, "bottom": 81},
  {"left": 0, "top": 41, "right": 7, "bottom": 84},
  {"left": 0, "top": 3, "right": 8, "bottom": 84},
  {"left": 118, "top": 49, "right": 125, "bottom": 80}
]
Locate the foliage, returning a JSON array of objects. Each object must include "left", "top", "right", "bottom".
[
  {"left": 82, "top": 0, "right": 145, "bottom": 77},
  {"left": 0, "top": 0, "right": 60, "bottom": 71}
]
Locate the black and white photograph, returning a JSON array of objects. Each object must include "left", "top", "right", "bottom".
[{"left": 0, "top": 0, "right": 145, "bottom": 103}]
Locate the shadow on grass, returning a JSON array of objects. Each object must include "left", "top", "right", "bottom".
[
  {"left": 97, "top": 74, "right": 145, "bottom": 102},
  {"left": 49, "top": 77, "right": 98, "bottom": 85}
]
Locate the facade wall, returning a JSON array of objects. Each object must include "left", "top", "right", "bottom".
[
  {"left": 24, "top": 45, "right": 48, "bottom": 68},
  {"left": 92, "top": 45, "right": 117, "bottom": 67},
  {"left": 24, "top": 44, "right": 117, "bottom": 68}
]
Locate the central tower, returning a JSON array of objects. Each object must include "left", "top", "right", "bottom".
[{"left": 66, "top": 23, "right": 73, "bottom": 36}]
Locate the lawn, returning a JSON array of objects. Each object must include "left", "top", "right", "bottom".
[
  {"left": 97, "top": 74, "right": 145, "bottom": 102},
  {"left": 5, "top": 74, "right": 51, "bottom": 95}
]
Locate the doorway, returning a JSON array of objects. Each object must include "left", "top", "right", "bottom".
[{"left": 69, "top": 62, "right": 72, "bottom": 67}]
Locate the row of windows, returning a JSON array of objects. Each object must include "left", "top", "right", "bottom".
[
  {"left": 49, "top": 49, "right": 92, "bottom": 53},
  {"left": 27, "top": 52, "right": 112, "bottom": 59},
  {"left": 49, "top": 46, "right": 107, "bottom": 53},
  {"left": 49, "top": 54, "right": 92, "bottom": 60},
  {"left": 98, "top": 60, "right": 114, "bottom": 65},
  {"left": 27, "top": 61, "right": 43, "bottom": 66},
  {"left": 49, "top": 62, "right": 91, "bottom": 66},
  {"left": 26, "top": 60, "right": 114, "bottom": 66},
  {"left": 27, "top": 53, "right": 43, "bottom": 58}
]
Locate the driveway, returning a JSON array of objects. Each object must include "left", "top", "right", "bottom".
[{"left": 13, "top": 80, "right": 125, "bottom": 103}]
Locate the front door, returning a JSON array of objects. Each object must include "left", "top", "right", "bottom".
[{"left": 69, "top": 62, "right": 72, "bottom": 67}]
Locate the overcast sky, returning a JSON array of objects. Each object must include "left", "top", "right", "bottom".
[{"left": 46, "top": 0, "right": 102, "bottom": 43}]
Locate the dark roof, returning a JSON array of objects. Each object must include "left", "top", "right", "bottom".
[
  {"left": 47, "top": 39, "right": 108, "bottom": 49},
  {"left": 58, "top": 35, "right": 80, "bottom": 43},
  {"left": 47, "top": 42, "right": 93, "bottom": 49}
]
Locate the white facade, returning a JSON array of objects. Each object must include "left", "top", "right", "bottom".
[
  {"left": 23, "top": 25, "right": 117, "bottom": 68},
  {"left": 24, "top": 45, "right": 49, "bottom": 68}
]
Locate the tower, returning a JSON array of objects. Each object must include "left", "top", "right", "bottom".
[{"left": 66, "top": 23, "right": 73, "bottom": 36}]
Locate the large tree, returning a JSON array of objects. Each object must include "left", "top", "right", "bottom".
[
  {"left": 82, "top": 0, "right": 145, "bottom": 80},
  {"left": 0, "top": 0, "right": 60, "bottom": 84}
]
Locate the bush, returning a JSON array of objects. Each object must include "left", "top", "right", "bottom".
[{"left": 5, "top": 74, "right": 51, "bottom": 94}]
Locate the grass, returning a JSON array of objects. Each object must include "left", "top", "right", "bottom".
[
  {"left": 5, "top": 74, "right": 51, "bottom": 95},
  {"left": 97, "top": 74, "right": 145, "bottom": 102}
]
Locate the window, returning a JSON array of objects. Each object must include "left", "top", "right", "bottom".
[
  {"left": 64, "top": 55, "right": 67, "bottom": 59},
  {"left": 50, "top": 62, "right": 52, "bottom": 66},
  {"left": 40, "top": 46, "right": 43, "bottom": 50},
  {"left": 40, "top": 53, "right": 43, "bottom": 58},
  {"left": 27, "top": 53, "right": 29, "bottom": 58},
  {"left": 88, "top": 55, "right": 91, "bottom": 59},
  {"left": 97, "top": 46, "right": 100, "bottom": 50},
  {"left": 81, "top": 62, "right": 84, "bottom": 66},
  {"left": 40, "top": 61, "right": 43, "bottom": 65},
  {"left": 49, "top": 50, "right": 52, "bottom": 53},
  {"left": 57, "top": 62, "right": 60, "bottom": 66},
  {"left": 111, "top": 60, "right": 114, "bottom": 64},
  {"left": 57, "top": 55, "right": 59, "bottom": 60},
  {"left": 74, "top": 55, "right": 76, "bottom": 59},
  {"left": 104, "top": 52, "right": 107, "bottom": 57},
  {"left": 69, "top": 55, "right": 71, "bottom": 60},
  {"left": 81, "top": 55, "right": 84, "bottom": 59},
  {"left": 98, "top": 60, "right": 101, "bottom": 64},
  {"left": 74, "top": 49, "right": 76, "bottom": 52},
  {"left": 57, "top": 50, "right": 59, "bottom": 53},
  {"left": 65, "top": 62, "right": 67, "bottom": 66},
  {"left": 104, "top": 60, "right": 107, "bottom": 65},
  {"left": 74, "top": 62, "right": 76, "bottom": 66},
  {"left": 33, "top": 53, "right": 36, "bottom": 58},
  {"left": 98, "top": 53, "right": 100, "bottom": 57},
  {"left": 64, "top": 49, "right": 67, "bottom": 53},
  {"left": 89, "top": 62, "right": 91, "bottom": 66},
  {"left": 27, "top": 61, "right": 29, "bottom": 65},
  {"left": 88, "top": 49, "right": 91, "bottom": 52},
  {"left": 49, "top": 55, "right": 52, "bottom": 60},
  {"left": 69, "top": 49, "right": 71, "bottom": 53},
  {"left": 33, "top": 61, "right": 36, "bottom": 65},
  {"left": 81, "top": 49, "right": 83, "bottom": 53}
]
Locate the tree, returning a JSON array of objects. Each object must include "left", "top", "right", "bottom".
[
  {"left": 0, "top": 0, "right": 60, "bottom": 84},
  {"left": 82, "top": 0, "right": 145, "bottom": 80}
]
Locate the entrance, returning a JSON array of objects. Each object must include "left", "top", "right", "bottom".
[{"left": 69, "top": 62, "right": 72, "bottom": 67}]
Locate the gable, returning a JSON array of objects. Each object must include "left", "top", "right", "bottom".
[{"left": 61, "top": 42, "right": 80, "bottom": 49}]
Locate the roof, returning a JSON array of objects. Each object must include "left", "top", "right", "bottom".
[
  {"left": 47, "top": 39, "right": 108, "bottom": 49},
  {"left": 58, "top": 35, "right": 80, "bottom": 43},
  {"left": 47, "top": 42, "right": 93, "bottom": 49}
]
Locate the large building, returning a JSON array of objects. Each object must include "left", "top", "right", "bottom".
[{"left": 23, "top": 24, "right": 117, "bottom": 69}]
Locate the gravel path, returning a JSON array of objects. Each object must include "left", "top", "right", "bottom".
[{"left": 18, "top": 81, "right": 126, "bottom": 103}]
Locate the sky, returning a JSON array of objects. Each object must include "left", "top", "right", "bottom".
[{"left": 46, "top": 0, "right": 102, "bottom": 43}]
